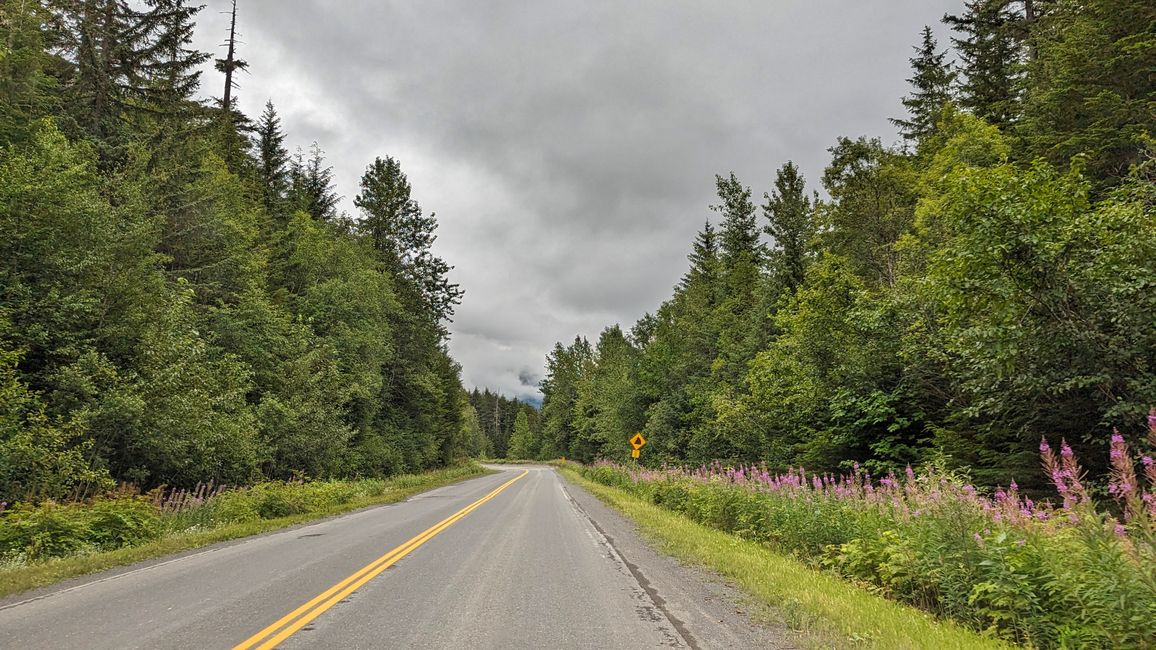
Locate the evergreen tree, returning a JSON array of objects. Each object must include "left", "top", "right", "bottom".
[
  {"left": 944, "top": 0, "right": 1026, "bottom": 129},
  {"left": 142, "top": 0, "right": 208, "bottom": 119},
  {"left": 539, "top": 338, "right": 592, "bottom": 459},
  {"left": 762, "top": 161, "right": 814, "bottom": 293},
  {"left": 290, "top": 143, "right": 339, "bottom": 221},
  {"left": 355, "top": 155, "right": 463, "bottom": 330},
  {"left": 712, "top": 172, "right": 761, "bottom": 270},
  {"left": 1021, "top": 0, "right": 1156, "bottom": 189},
  {"left": 255, "top": 100, "right": 290, "bottom": 219},
  {"left": 891, "top": 26, "right": 956, "bottom": 144},
  {"left": 680, "top": 221, "right": 719, "bottom": 292},
  {"left": 50, "top": 0, "right": 208, "bottom": 151},
  {"left": 0, "top": 0, "right": 58, "bottom": 145},
  {"left": 507, "top": 410, "right": 535, "bottom": 460}
]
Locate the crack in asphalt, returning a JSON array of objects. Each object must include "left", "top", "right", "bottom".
[{"left": 560, "top": 483, "right": 702, "bottom": 650}]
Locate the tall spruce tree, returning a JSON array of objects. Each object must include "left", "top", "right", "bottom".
[
  {"left": 50, "top": 0, "right": 208, "bottom": 151},
  {"left": 680, "top": 221, "right": 719, "bottom": 292},
  {"left": 355, "top": 156, "right": 463, "bottom": 330},
  {"left": 289, "top": 143, "right": 339, "bottom": 221},
  {"left": 712, "top": 172, "right": 761, "bottom": 270},
  {"left": 254, "top": 100, "right": 289, "bottom": 219},
  {"left": 143, "top": 0, "right": 208, "bottom": 120},
  {"left": 762, "top": 161, "right": 814, "bottom": 293},
  {"left": 214, "top": 0, "right": 246, "bottom": 116},
  {"left": 891, "top": 26, "right": 956, "bottom": 144},
  {"left": 944, "top": 0, "right": 1025, "bottom": 129}
]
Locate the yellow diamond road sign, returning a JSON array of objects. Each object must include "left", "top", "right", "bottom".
[{"left": 630, "top": 433, "right": 646, "bottom": 450}]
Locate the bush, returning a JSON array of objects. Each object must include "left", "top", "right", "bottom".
[
  {"left": 579, "top": 424, "right": 1156, "bottom": 648},
  {"left": 0, "top": 497, "right": 161, "bottom": 561}
]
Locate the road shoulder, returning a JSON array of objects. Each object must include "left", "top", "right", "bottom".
[{"left": 559, "top": 469, "right": 798, "bottom": 650}]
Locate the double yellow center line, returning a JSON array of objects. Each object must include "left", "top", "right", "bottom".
[{"left": 234, "top": 469, "right": 529, "bottom": 650}]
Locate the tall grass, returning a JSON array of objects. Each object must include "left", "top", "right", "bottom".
[
  {"left": 577, "top": 416, "right": 1156, "bottom": 648},
  {"left": 0, "top": 464, "right": 482, "bottom": 566}
]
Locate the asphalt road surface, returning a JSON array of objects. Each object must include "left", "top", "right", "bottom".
[{"left": 0, "top": 466, "right": 789, "bottom": 649}]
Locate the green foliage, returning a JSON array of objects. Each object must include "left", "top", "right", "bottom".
[
  {"left": 466, "top": 389, "right": 538, "bottom": 458},
  {"left": 0, "top": 497, "right": 161, "bottom": 561},
  {"left": 541, "top": 19, "right": 1156, "bottom": 486},
  {"left": 820, "top": 137, "right": 917, "bottom": 288},
  {"left": 540, "top": 338, "right": 593, "bottom": 459},
  {"left": 918, "top": 160, "right": 1156, "bottom": 481},
  {"left": 761, "top": 161, "right": 815, "bottom": 293},
  {"left": 579, "top": 462, "right": 1156, "bottom": 648},
  {"left": 0, "top": 463, "right": 485, "bottom": 572},
  {"left": 572, "top": 326, "right": 644, "bottom": 462},
  {"left": 943, "top": 0, "right": 1027, "bottom": 131},
  {"left": 891, "top": 26, "right": 957, "bottom": 144},
  {"left": 1021, "top": 0, "right": 1156, "bottom": 188},
  {"left": 354, "top": 156, "right": 462, "bottom": 330},
  {"left": 506, "top": 410, "right": 536, "bottom": 460},
  {"left": 0, "top": 6, "right": 476, "bottom": 505},
  {"left": 0, "top": 347, "right": 111, "bottom": 503}
]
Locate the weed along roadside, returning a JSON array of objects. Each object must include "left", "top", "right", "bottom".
[
  {"left": 559, "top": 443, "right": 1156, "bottom": 649},
  {"left": 558, "top": 466, "right": 1005, "bottom": 650},
  {"left": 0, "top": 463, "right": 491, "bottom": 598}
]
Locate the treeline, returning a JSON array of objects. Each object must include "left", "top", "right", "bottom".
[
  {"left": 535, "top": 0, "right": 1156, "bottom": 486},
  {"left": 0, "top": 1, "right": 475, "bottom": 503},
  {"left": 464, "top": 389, "right": 541, "bottom": 459}
]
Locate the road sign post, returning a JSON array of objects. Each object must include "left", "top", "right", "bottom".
[{"left": 629, "top": 433, "right": 646, "bottom": 460}]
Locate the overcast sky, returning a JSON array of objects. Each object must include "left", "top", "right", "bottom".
[{"left": 192, "top": 0, "right": 961, "bottom": 402}]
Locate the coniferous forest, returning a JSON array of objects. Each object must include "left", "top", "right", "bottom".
[
  {"left": 2, "top": 0, "right": 1154, "bottom": 503},
  {"left": 2, "top": 2, "right": 1155, "bottom": 646},
  {"left": 535, "top": 0, "right": 1156, "bottom": 488},
  {"left": 0, "top": 0, "right": 478, "bottom": 503}
]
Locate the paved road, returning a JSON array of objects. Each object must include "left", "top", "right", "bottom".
[{"left": 0, "top": 466, "right": 788, "bottom": 649}]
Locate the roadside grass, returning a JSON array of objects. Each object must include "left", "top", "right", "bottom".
[
  {"left": 559, "top": 467, "right": 1009, "bottom": 650},
  {"left": 0, "top": 463, "right": 491, "bottom": 599}
]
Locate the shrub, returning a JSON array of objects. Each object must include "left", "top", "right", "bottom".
[
  {"left": 0, "top": 497, "right": 161, "bottom": 560},
  {"left": 579, "top": 415, "right": 1156, "bottom": 648}
]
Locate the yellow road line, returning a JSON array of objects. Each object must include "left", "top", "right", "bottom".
[{"left": 233, "top": 469, "right": 529, "bottom": 650}]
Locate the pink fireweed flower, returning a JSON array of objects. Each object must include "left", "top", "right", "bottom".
[
  {"left": 1110, "top": 432, "right": 1126, "bottom": 462},
  {"left": 1061, "top": 442, "right": 1074, "bottom": 459},
  {"left": 1040, "top": 439, "right": 1050, "bottom": 454}
]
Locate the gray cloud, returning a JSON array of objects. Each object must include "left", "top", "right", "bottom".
[
  {"left": 193, "top": 0, "right": 961, "bottom": 401},
  {"left": 518, "top": 370, "right": 541, "bottom": 388}
]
